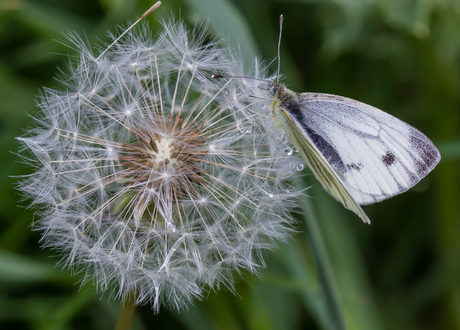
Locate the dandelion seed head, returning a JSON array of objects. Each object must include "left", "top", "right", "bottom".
[{"left": 16, "top": 17, "right": 303, "bottom": 313}]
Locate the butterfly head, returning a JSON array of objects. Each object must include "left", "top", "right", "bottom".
[{"left": 268, "top": 79, "right": 285, "bottom": 99}]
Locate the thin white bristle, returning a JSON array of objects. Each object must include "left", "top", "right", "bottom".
[{"left": 95, "top": 1, "right": 162, "bottom": 62}]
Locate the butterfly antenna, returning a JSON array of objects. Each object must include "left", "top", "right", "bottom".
[
  {"left": 211, "top": 74, "right": 267, "bottom": 82},
  {"left": 277, "top": 14, "right": 283, "bottom": 82},
  {"left": 95, "top": 1, "right": 162, "bottom": 62}
]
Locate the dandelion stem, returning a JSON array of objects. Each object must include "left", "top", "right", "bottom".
[
  {"left": 115, "top": 294, "right": 138, "bottom": 330},
  {"left": 295, "top": 181, "right": 347, "bottom": 329}
]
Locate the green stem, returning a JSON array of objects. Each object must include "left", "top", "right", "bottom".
[
  {"left": 115, "top": 294, "right": 138, "bottom": 330},
  {"left": 296, "top": 182, "right": 347, "bottom": 330}
]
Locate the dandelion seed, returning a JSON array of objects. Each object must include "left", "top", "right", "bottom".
[{"left": 16, "top": 15, "right": 302, "bottom": 313}]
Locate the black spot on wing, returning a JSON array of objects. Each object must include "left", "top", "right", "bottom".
[
  {"left": 382, "top": 151, "right": 396, "bottom": 166},
  {"left": 347, "top": 163, "right": 363, "bottom": 171},
  {"left": 282, "top": 93, "right": 347, "bottom": 174}
]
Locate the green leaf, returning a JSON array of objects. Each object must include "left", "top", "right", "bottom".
[{"left": 184, "top": 0, "right": 259, "bottom": 69}]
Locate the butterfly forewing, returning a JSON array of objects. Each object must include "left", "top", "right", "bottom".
[{"left": 298, "top": 93, "right": 440, "bottom": 204}]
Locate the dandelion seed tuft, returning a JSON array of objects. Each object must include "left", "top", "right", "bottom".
[{"left": 16, "top": 17, "right": 302, "bottom": 312}]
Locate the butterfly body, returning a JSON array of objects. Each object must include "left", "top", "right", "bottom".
[{"left": 268, "top": 80, "right": 440, "bottom": 223}]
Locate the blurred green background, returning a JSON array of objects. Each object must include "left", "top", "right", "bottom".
[{"left": 1, "top": 0, "right": 459, "bottom": 329}]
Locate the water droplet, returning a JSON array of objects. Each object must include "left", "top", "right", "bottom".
[
  {"left": 296, "top": 164, "right": 304, "bottom": 171},
  {"left": 246, "top": 126, "right": 253, "bottom": 134},
  {"left": 269, "top": 194, "right": 274, "bottom": 198},
  {"left": 293, "top": 146, "right": 299, "bottom": 153},
  {"left": 166, "top": 220, "right": 176, "bottom": 232},
  {"left": 290, "top": 163, "right": 295, "bottom": 169},
  {"left": 285, "top": 147, "right": 293, "bottom": 156}
]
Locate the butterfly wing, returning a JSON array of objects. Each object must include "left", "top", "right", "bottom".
[
  {"left": 271, "top": 96, "right": 371, "bottom": 223},
  {"left": 296, "top": 92, "right": 440, "bottom": 205}
]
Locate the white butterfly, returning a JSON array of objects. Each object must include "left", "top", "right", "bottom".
[
  {"left": 213, "top": 15, "right": 440, "bottom": 223},
  {"left": 268, "top": 80, "right": 440, "bottom": 223}
]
